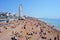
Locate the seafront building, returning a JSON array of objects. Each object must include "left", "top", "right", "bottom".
[
  {"left": 0, "top": 4, "right": 25, "bottom": 22},
  {"left": 0, "top": 12, "right": 18, "bottom": 22}
]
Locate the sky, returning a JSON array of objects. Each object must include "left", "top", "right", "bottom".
[{"left": 0, "top": 0, "right": 60, "bottom": 19}]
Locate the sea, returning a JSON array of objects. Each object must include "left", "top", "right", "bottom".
[{"left": 39, "top": 18, "right": 60, "bottom": 31}]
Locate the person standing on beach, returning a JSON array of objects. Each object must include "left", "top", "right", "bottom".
[{"left": 6, "top": 13, "right": 9, "bottom": 23}]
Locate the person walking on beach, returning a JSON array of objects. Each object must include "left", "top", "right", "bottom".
[{"left": 6, "top": 13, "right": 9, "bottom": 23}]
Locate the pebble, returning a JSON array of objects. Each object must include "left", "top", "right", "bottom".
[
  {"left": 0, "top": 17, "right": 60, "bottom": 40},
  {"left": 41, "top": 36, "right": 46, "bottom": 39}
]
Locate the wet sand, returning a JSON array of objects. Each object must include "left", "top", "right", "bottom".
[{"left": 0, "top": 17, "right": 60, "bottom": 40}]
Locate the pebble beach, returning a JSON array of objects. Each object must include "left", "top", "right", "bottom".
[{"left": 0, "top": 17, "right": 60, "bottom": 40}]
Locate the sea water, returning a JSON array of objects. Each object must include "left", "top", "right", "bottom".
[{"left": 40, "top": 18, "right": 60, "bottom": 31}]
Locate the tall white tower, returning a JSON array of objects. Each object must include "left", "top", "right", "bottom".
[
  {"left": 19, "top": 4, "right": 22, "bottom": 18},
  {"left": 19, "top": 4, "right": 25, "bottom": 20}
]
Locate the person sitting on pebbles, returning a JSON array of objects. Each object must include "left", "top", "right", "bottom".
[{"left": 11, "top": 36, "right": 17, "bottom": 40}]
